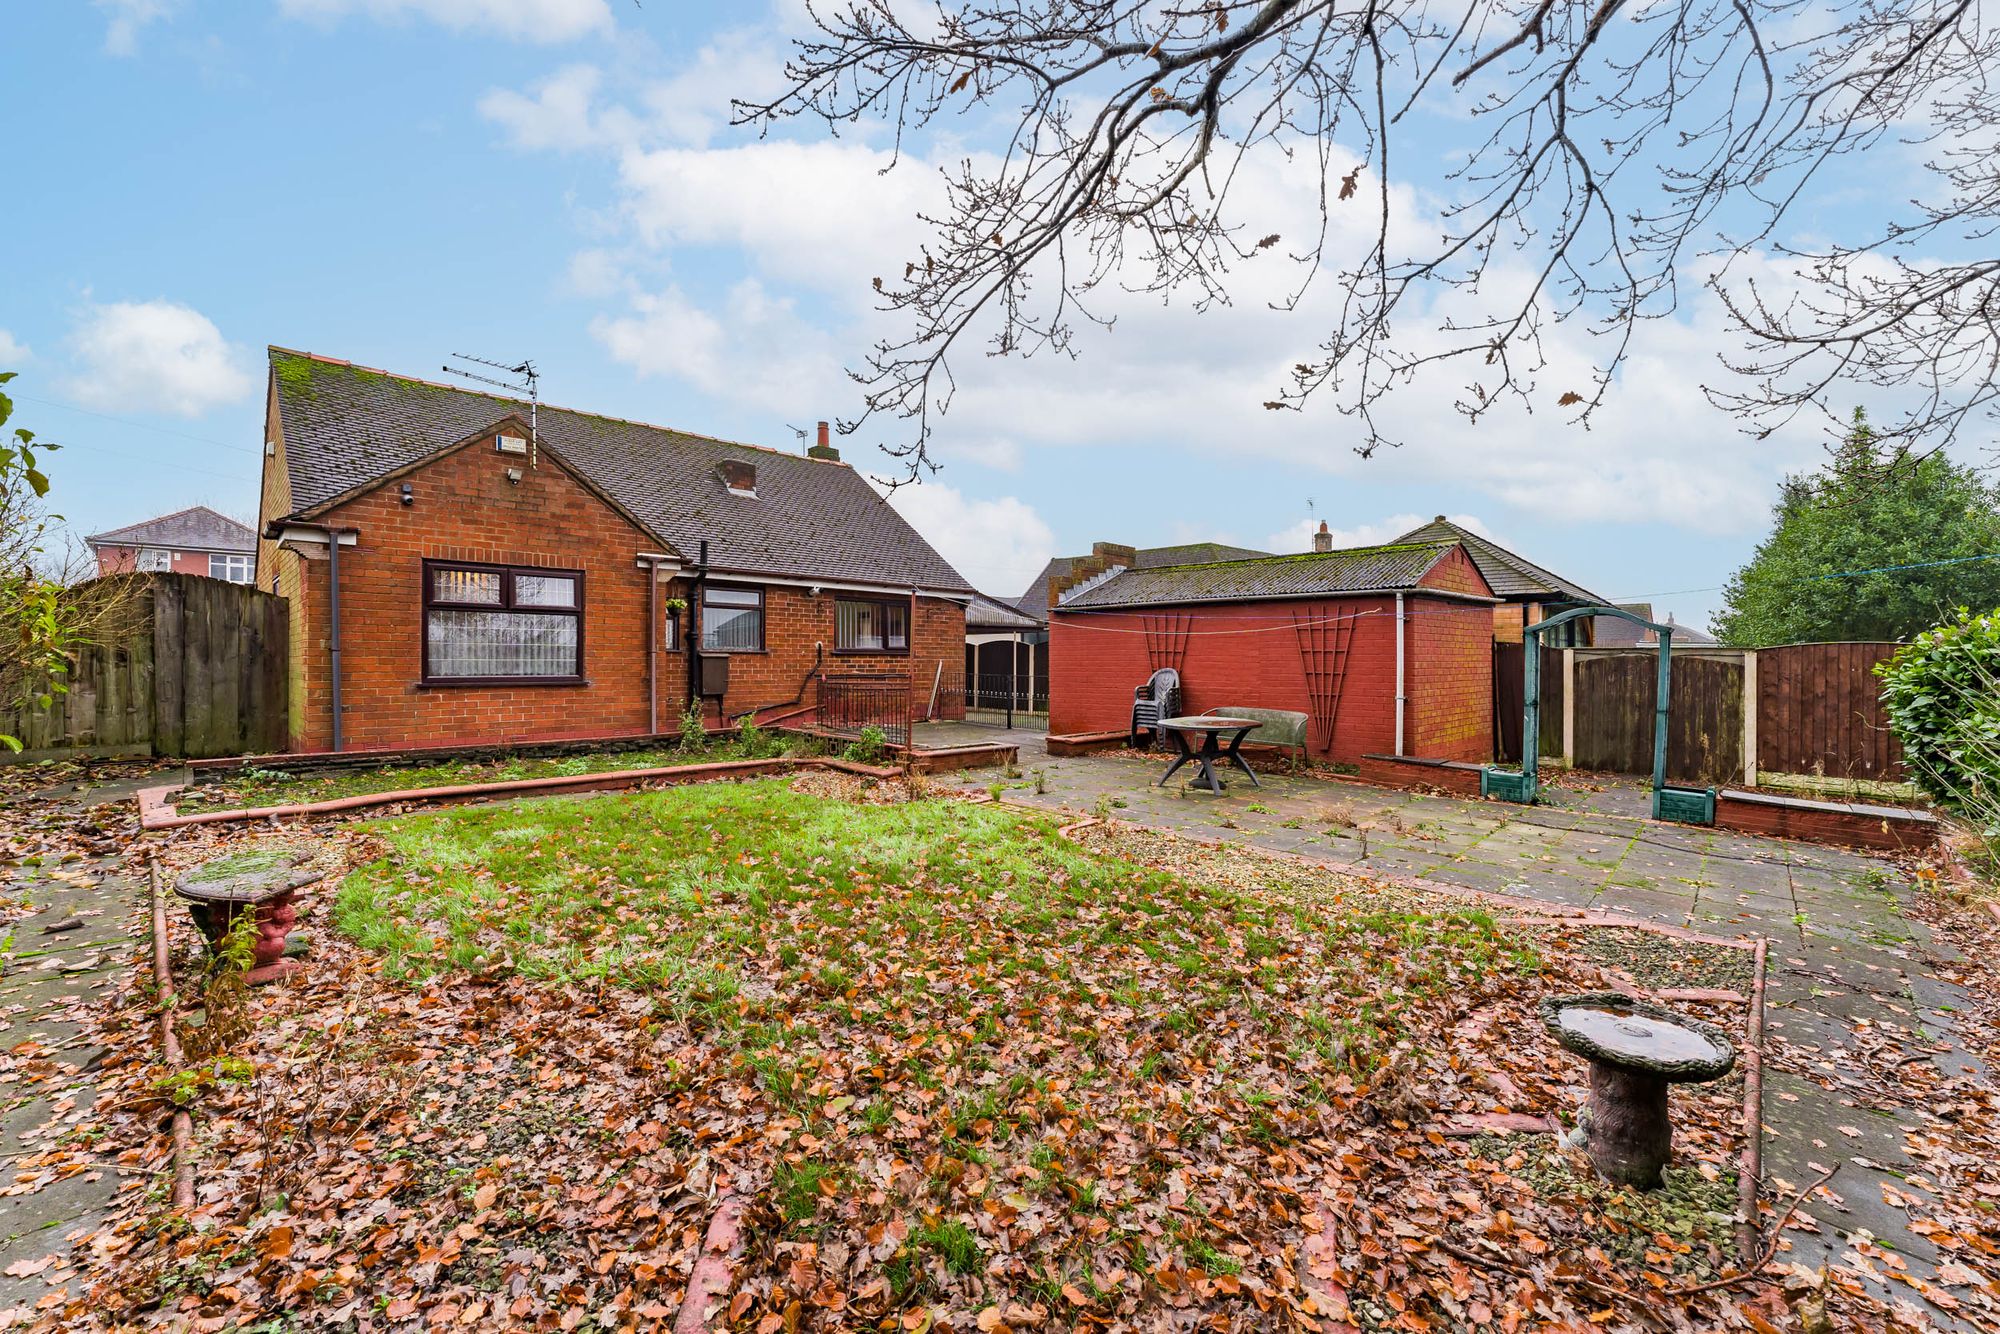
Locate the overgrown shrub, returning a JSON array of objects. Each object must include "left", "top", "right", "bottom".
[
  {"left": 678, "top": 703, "right": 707, "bottom": 753},
  {"left": 842, "top": 725, "right": 888, "bottom": 766},
  {"left": 1878, "top": 607, "right": 2000, "bottom": 838},
  {"left": 735, "top": 716, "right": 785, "bottom": 759}
]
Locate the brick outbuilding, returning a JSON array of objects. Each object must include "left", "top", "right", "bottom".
[
  {"left": 256, "top": 348, "right": 971, "bottom": 753},
  {"left": 1048, "top": 542, "right": 1499, "bottom": 764}
]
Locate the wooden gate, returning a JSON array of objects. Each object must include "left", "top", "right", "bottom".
[
  {"left": 1755, "top": 642, "right": 1903, "bottom": 780},
  {"left": 1492, "top": 644, "right": 1563, "bottom": 763},
  {"left": 1572, "top": 651, "right": 1744, "bottom": 786}
]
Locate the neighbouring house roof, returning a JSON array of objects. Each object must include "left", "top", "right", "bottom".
[
  {"left": 266, "top": 348, "right": 973, "bottom": 594},
  {"left": 1056, "top": 541, "right": 1495, "bottom": 611},
  {"left": 1594, "top": 602, "right": 1656, "bottom": 646},
  {"left": 966, "top": 592, "right": 1042, "bottom": 632},
  {"left": 86, "top": 505, "right": 255, "bottom": 554},
  {"left": 1593, "top": 603, "right": 1720, "bottom": 646},
  {"left": 1015, "top": 541, "right": 1271, "bottom": 619},
  {"left": 1390, "top": 517, "right": 1608, "bottom": 605}
]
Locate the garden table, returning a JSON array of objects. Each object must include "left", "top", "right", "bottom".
[{"left": 1155, "top": 716, "right": 1262, "bottom": 795}]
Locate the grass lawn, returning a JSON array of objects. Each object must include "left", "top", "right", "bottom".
[
  {"left": 94, "top": 780, "right": 1756, "bottom": 1332},
  {"left": 170, "top": 730, "right": 830, "bottom": 814}
]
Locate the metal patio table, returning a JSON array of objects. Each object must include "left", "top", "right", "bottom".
[{"left": 1155, "top": 716, "right": 1262, "bottom": 795}]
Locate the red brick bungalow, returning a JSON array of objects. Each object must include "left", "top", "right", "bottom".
[
  {"left": 255, "top": 348, "right": 972, "bottom": 753},
  {"left": 1047, "top": 541, "right": 1499, "bottom": 764}
]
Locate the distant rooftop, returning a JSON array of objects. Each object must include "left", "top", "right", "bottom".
[
  {"left": 86, "top": 505, "right": 255, "bottom": 554},
  {"left": 1015, "top": 541, "right": 1271, "bottom": 621}
]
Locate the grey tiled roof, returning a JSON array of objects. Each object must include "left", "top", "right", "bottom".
[
  {"left": 1014, "top": 541, "right": 1271, "bottom": 620},
  {"left": 87, "top": 505, "right": 255, "bottom": 553},
  {"left": 268, "top": 349, "right": 972, "bottom": 593},
  {"left": 1390, "top": 517, "right": 1607, "bottom": 604},
  {"left": 1059, "top": 541, "right": 1488, "bottom": 610}
]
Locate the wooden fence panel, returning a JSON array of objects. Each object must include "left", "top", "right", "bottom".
[
  {"left": 0, "top": 573, "right": 288, "bottom": 759},
  {"left": 1492, "top": 644, "right": 1564, "bottom": 763},
  {"left": 1572, "top": 650, "right": 1744, "bottom": 786},
  {"left": 1755, "top": 642, "right": 1903, "bottom": 780}
]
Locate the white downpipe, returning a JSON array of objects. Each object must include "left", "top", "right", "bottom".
[{"left": 1394, "top": 593, "right": 1406, "bottom": 755}]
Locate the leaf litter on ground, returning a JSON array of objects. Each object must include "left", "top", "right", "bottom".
[{"left": 7, "top": 771, "right": 1996, "bottom": 1331}]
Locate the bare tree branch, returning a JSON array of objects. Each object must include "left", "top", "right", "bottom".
[{"left": 736, "top": 0, "right": 2000, "bottom": 478}]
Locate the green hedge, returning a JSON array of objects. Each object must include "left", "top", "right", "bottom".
[{"left": 1878, "top": 608, "right": 2000, "bottom": 834}]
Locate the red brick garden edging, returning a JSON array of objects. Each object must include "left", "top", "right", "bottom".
[{"left": 138, "top": 756, "right": 906, "bottom": 829}]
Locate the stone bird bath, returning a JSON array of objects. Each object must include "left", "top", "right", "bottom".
[{"left": 1541, "top": 991, "right": 1736, "bottom": 1189}]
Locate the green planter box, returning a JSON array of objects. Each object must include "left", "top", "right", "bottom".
[
  {"left": 1481, "top": 767, "right": 1535, "bottom": 804},
  {"left": 1653, "top": 784, "right": 1716, "bottom": 825}
]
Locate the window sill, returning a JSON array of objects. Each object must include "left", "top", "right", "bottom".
[
  {"left": 417, "top": 676, "right": 592, "bottom": 689},
  {"left": 832, "top": 648, "right": 911, "bottom": 657},
  {"left": 698, "top": 647, "right": 767, "bottom": 655}
]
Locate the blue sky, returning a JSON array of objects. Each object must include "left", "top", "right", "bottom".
[{"left": 5, "top": 0, "right": 1956, "bottom": 626}]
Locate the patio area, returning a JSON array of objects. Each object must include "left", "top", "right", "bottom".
[{"left": 952, "top": 743, "right": 1993, "bottom": 1328}]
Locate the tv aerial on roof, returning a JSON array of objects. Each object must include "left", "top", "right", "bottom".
[{"left": 442, "top": 353, "right": 540, "bottom": 468}]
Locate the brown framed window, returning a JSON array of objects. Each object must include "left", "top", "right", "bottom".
[
  {"left": 835, "top": 597, "right": 909, "bottom": 654},
  {"left": 701, "top": 585, "right": 763, "bottom": 652},
  {"left": 423, "top": 560, "right": 584, "bottom": 683}
]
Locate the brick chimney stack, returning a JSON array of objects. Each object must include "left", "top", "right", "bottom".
[
  {"left": 1312, "top": 520, "right": 1333, "bottom": 553},
  {"left": 807, "top": 420, "right": 841, "bottom": 462}
]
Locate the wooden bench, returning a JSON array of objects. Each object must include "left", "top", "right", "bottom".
[{"left": 1204, "top": 707, "right": 1309, "bottom": 758}]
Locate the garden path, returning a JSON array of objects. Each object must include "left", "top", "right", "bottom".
[{"left": 957, "top": 747, "right": 1989, "bottom": 1329}]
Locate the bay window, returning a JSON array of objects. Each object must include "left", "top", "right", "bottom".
[{"left": 423, "top": 560, "right": 583, "bottom": 683}]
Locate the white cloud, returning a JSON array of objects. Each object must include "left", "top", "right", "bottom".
[
  {"left": 495, "top": 43, "right": 1832, "bottom": 539},
  {"left": 63, "top": 300, "right": 255, "bottom": 418},
  {"left": 0, "top": 330, "right": 30, "bottom": 365},
  {"left": 881, "top": 481, "right": 1055, "bottom": 595},
  {"left": 1262, "top": 513, "right": 1498, "bottom": 555},
  {"left": 96, "top": 0, "right": 173, "bottom": 55},
  {"left": 481, "top": 65, "right": 637, "bottom": 150},
  {"left": 590, "top": 278, "right": 843, "bottom": 408},
  {"left": 278, "top": 0, "right": 612, "bottom": 43}
]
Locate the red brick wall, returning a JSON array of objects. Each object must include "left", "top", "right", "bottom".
[
  {"left": 672, "top": 582, "right": 964, "bottom": 727},
  {"left": 1714, "top": 793, "right": 1938, "bottom": 852},
  {"left": 287, "top": 434, "right": 660, "bottom": 752},
  {"left": 273, "top": 429, "right": 966, "bottom": 751},
  {"left": 1051, "top": 592, "right": 1494, "bottom": 764},
  {"left": 1408, "top": 598, "right": 1496, "bottom": 762}
]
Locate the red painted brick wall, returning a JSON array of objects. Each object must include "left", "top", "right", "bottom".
[
  {"left": 1051, "top": 597, "right": 1372, "bottom": 763},
  {"left": 93, "top": 546, "right": 243, "bottom": 579},
  {"left": 273, "top": 429, "right": 965, "bottom": 751},
  {"left": 1408, "top": 599, "right": 1497, "bottom": 763},
  {"left": 1049, "top": 549, "right": 1497, "bottom": 764}
]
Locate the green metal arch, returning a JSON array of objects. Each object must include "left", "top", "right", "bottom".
[{"left": 1486, "top": 604, "right": 1703, "bottom": 820}]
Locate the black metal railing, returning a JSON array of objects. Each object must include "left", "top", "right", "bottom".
[{"left": 818, "top": 674, "right": 911, "bottom": 749}]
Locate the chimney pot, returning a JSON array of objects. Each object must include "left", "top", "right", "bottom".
[
  {"left": 1312, "top": 520, "right": 1333, "bottom": 553},
  {"left": 806, "top": 419, "right": 841, "bottom": 462}
]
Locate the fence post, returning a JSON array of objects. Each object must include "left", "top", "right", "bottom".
[
  {"left": 1741, "top": 649, "right": 1758, "bottom": 787},
  {"left": 1562, "top": 648, "right": 1576, "bottom": 767}
]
